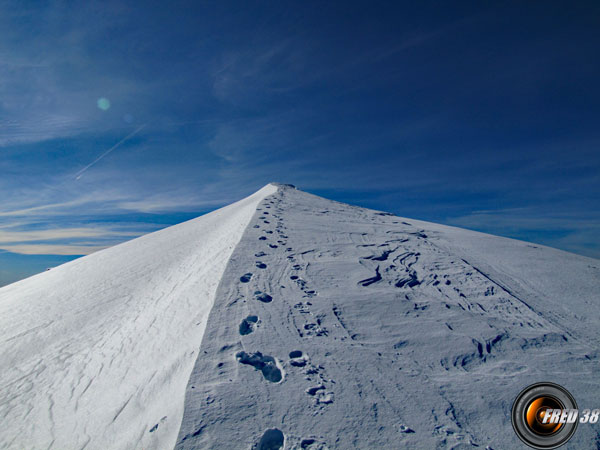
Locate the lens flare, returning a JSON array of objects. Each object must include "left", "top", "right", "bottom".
[{"left": 97, "top": 98, "right": 111, "bottom": 111}]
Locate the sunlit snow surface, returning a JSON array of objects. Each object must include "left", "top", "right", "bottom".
[
  {"left": 2, "top": 183, "right": 600, "bottom": 449},
  {"left": 0, "top": 185, "right": 276, "bottom": 450},
  {"left": 177, "top": 185, "right": 600, "bottom": 449}
]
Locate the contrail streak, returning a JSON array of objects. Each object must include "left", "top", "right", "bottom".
[{"left": 75, "top": 124, "right": 146, "bottom": 180}]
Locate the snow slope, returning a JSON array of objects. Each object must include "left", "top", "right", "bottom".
[
  {"left": 176, "top": 184, "right": 600, "bottom": 449},
  {"left": 2, "top": 183, "right": 599, "bottom": 449},
  {"left": 0, "top": 184, "right": 276, "bottom": 450}
]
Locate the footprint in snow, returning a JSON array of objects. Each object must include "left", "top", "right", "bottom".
[
  {"left": 254, "top": 291, "right": 273, "bottom": 303},
  {"left": 239, "top": 315, "right": 259, "bottom": 335},
  {"left": 306, "top": 385, "right": 333, "bottom": 404},
  {"left": 236, "top": 351, "right": 282, "bottom": 383},
  {"left": 300, "top": 438, "right": 328, "bottom": 449},
  {"left": 303, "top": 323, "right": 327, "bottom": 337},
  {"left": 240, "top": 273, "right": 253, "bottom": 283},
  {"left": 306, "top": 385, "right": 325, "bottom": 396},
  {"left": 257, "top": 428, "right": 284, "bottom": 450},
  {"left": 289, "top": 350, "right": 308, "bottom": 367}
]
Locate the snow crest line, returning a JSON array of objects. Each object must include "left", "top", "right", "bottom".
[{"left": 0, "top": 184, "right": 277, "bottom": 450}]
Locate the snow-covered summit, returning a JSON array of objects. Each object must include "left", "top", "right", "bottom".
[
  {"left": 268, "top": 182, "right": 297, "bottom": 190},
  {"left": 1, "top": 184, "right": 599, "bottom": 449}
]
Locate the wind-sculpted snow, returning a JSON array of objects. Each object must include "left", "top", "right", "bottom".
[
  {"left": 177, "top": 184, "right": 600, "bottom": 449},
  {"left": 2, "top": 183, "right": 599, "bottom": 449},
  {"left": 0, "top": 184, "right": 276, "bottom": 450}
]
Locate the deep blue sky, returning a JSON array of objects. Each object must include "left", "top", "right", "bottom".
[{"left": 1, "top": 1, "right": 599, "bottom": 286}]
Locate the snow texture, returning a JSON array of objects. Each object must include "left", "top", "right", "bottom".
[
  {"left": 0, "top": 184, "right": 276, "bottom": 450},
  {"left": 176, "top": 185, "right": 600, "bottom": 449},
  {"left": 2, "top": 183, "right": 600, "bottom": 449}
]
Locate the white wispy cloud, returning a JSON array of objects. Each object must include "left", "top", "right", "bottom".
[
  {"left": 116, "top": 197, "right": 226, "bottom": 214},
  {"left": 0, "top": 227, "right": 139, "bottom": 244},
  {"left": 0, "top": 170, "right": 253, "bottom": 255},
  {"left": 0, "top": 244, "right": 109, "bottom": 256},
  {"left": 0, "top": 199, "right": 93, "bottom": 217}
]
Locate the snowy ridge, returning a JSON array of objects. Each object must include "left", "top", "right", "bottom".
[
  {"left": 176, "top": 185, "right": 599, "bottom": 449},
  {"left": 1, "top": 183, "right": 599, "bottom": 449},
  {"left": 0, "top": 184, "right": 276, "bottom": 450}
]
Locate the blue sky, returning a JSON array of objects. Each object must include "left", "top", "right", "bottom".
[{"left": 1, "top": 1, "right": 599, "bottom": 286}]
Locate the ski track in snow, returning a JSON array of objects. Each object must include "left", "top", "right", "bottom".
[
  {"left": 2, "top": 183, "right": 600, "bottom": 449},
  {"left": 175, "top": 185, "right": 600, "bottom": 449},
  {"left": 0, "top": 185, "right": 277, "bottom": 450}
]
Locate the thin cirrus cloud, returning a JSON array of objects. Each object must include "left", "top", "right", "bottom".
[
  {"left": 0, "top": 115, "right": 88, "bottom": 147},
  {"left": 0, "top": 173, "right": 253, "bottom": 258},
  {"left": 0, "top": 244, "right": 110, "bottom": 256},
  {"left": 0, "top": 225, "right": 141, "bottom": 256},
  {"left": 0, "top": 227, "right": 132, "bottom": 243},
  {"left": 0, "top": 199, "right": 93, "bottom": 218},
  {"left": 0, "top": 1, "right": 598, "bottom": 287}
]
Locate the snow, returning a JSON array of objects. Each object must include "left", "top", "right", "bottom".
[
  {"left": 2, "top": 183, "right": 600, "bottom": 449},
  {"left": 0, "top": 184, "right": 276, "bottom": 450},
  {"left": 176, "top": 185, "right": 600, "bottom": 449}
]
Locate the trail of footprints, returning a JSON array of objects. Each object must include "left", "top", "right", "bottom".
[
  {"left": 235, "top": 194, "right": 333, "bottom": 449},
  {"left": 231, "top": 191, "right": 520, "bottom": 448},
  {"left": 243, "top": 195, "right": 463, "bottom": 448},
  {"left": 224, "top": 189, "right": 558, "bottom": 449}
]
